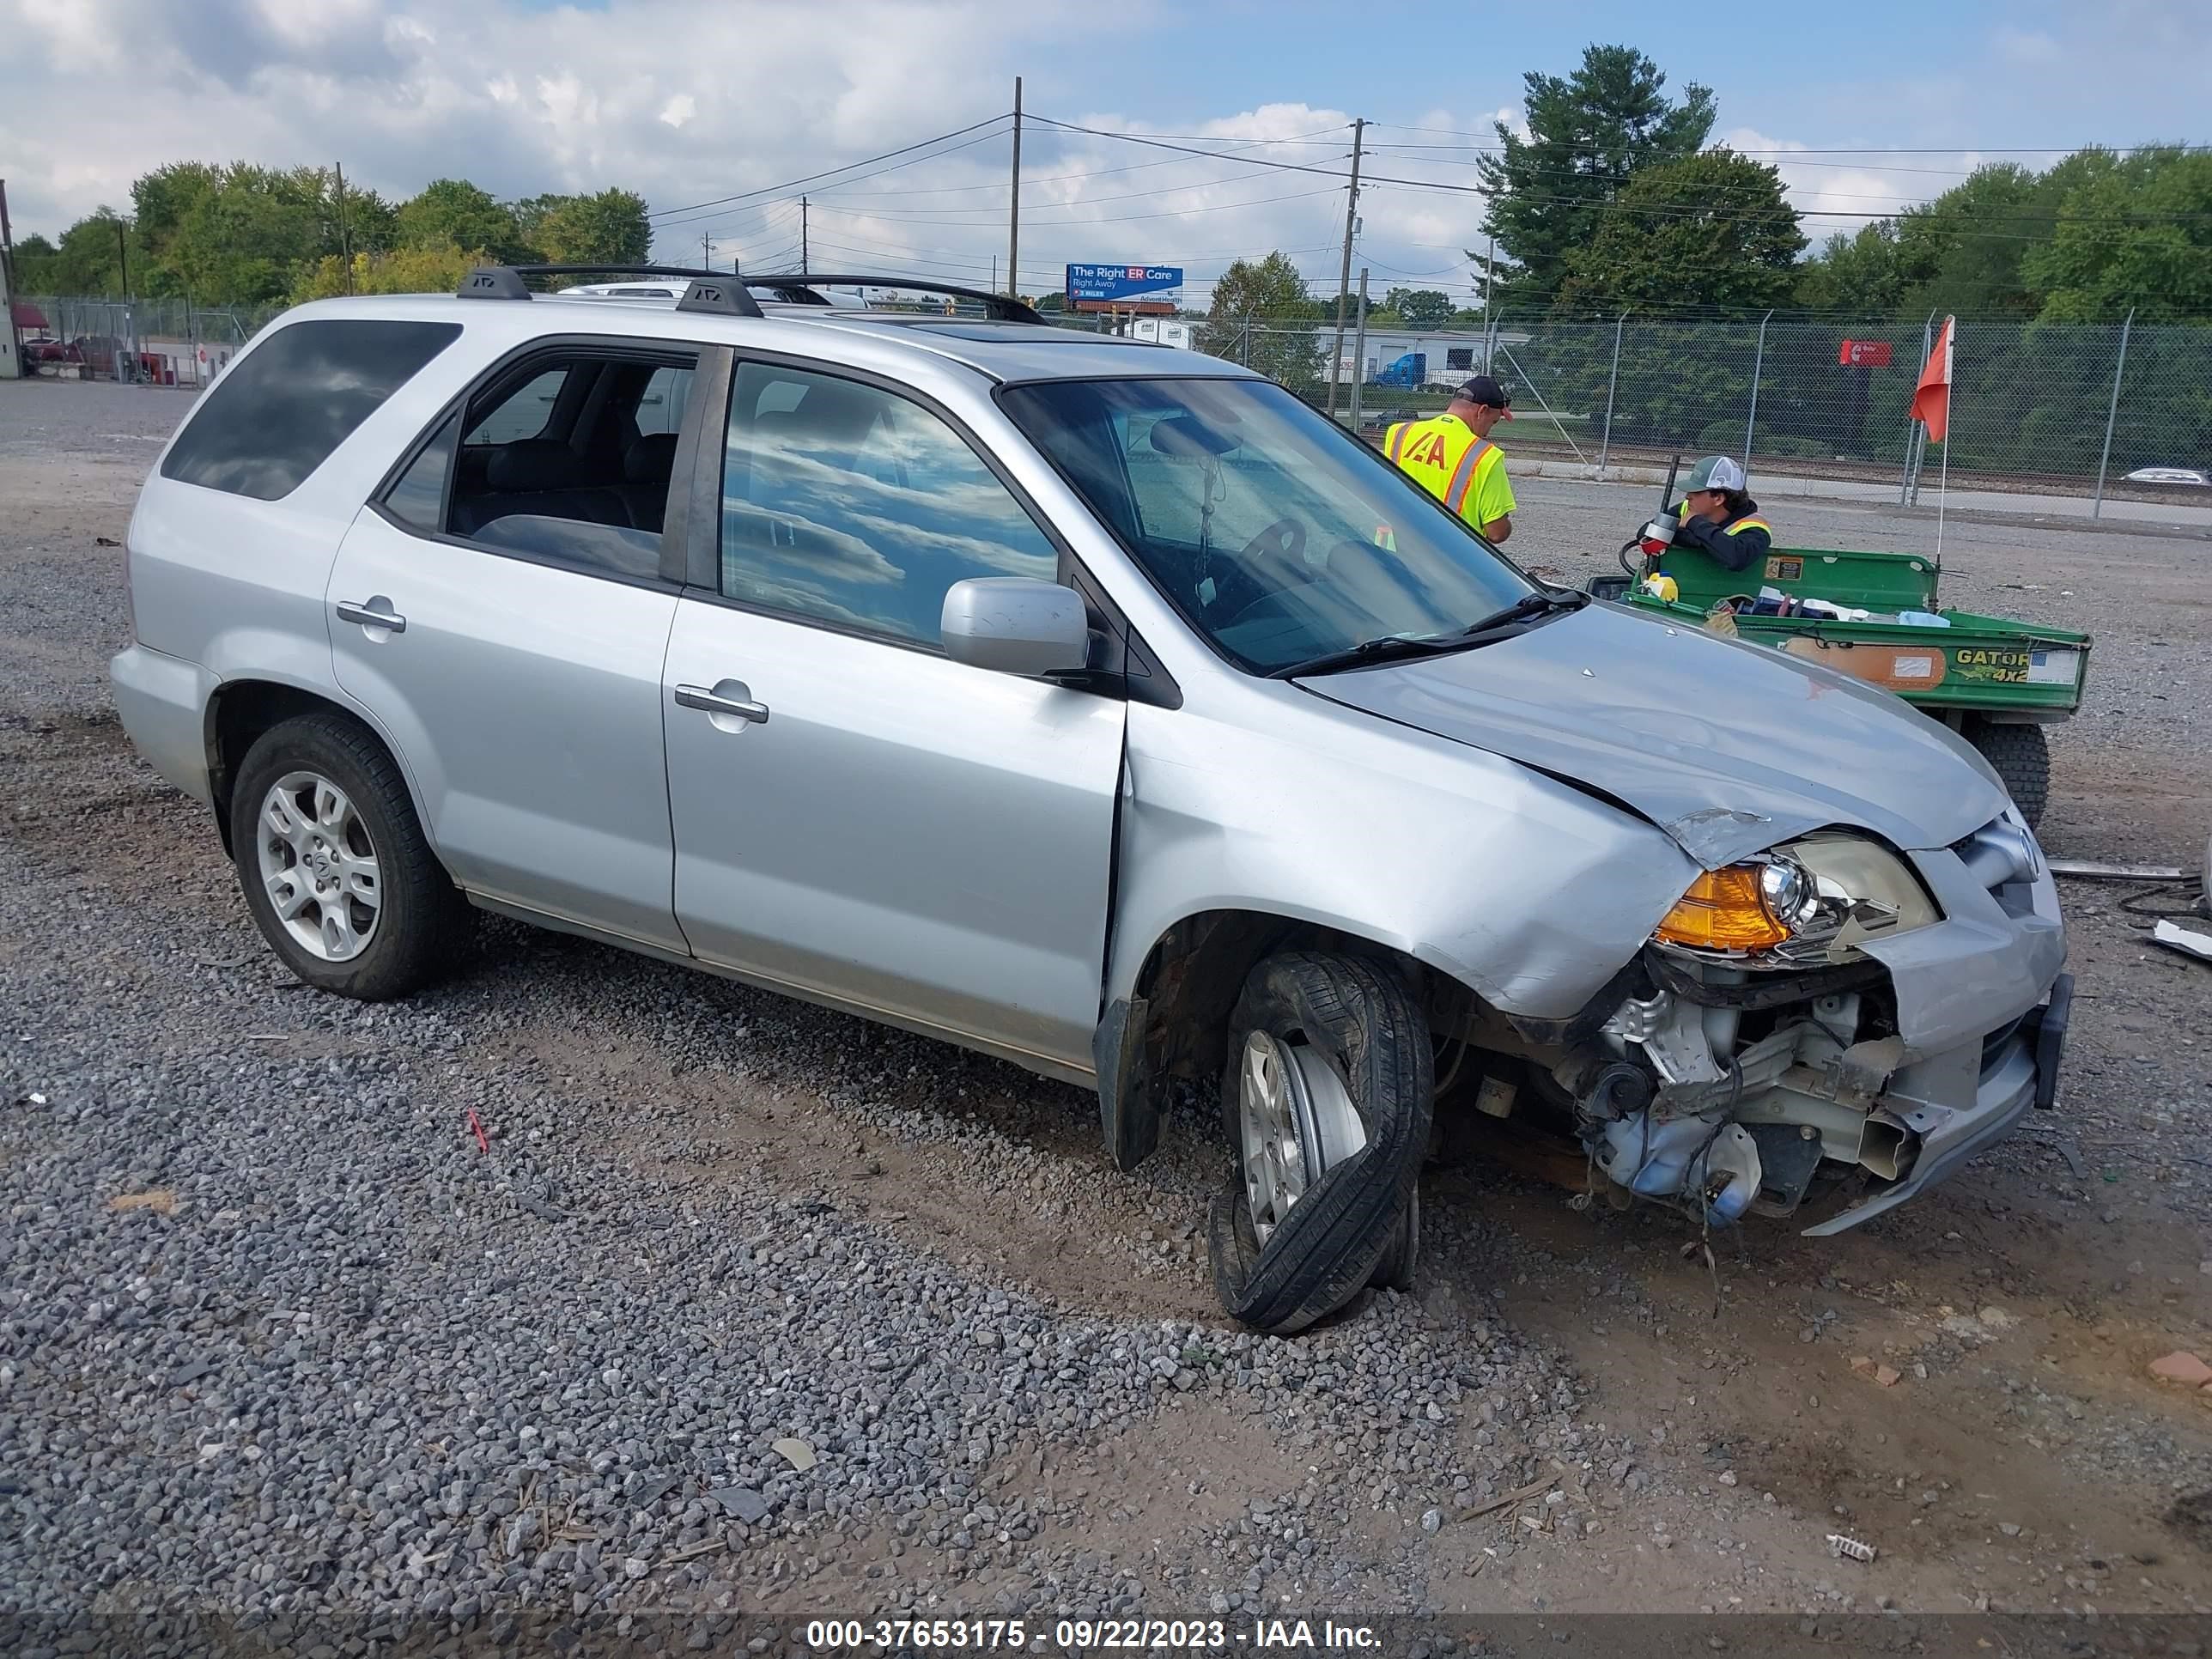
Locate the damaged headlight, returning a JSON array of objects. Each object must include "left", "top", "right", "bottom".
[{"left": 1653, "top": 833, "right": 1940, "bottom": 967}]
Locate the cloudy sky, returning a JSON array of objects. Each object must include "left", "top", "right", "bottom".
[{"left": 3, "top": 0, "right": 2207, "bottom": 306}]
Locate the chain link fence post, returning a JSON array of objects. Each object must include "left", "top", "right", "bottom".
[
  {"left": 1597, "top": 313, "right": 1624, "bottom": 473},
  {"left": 1742, "top": 309, "right": 1771, "bottom": 471},
  {"left": 2092, "top": 307, "right": 2134, "bottom": 520},
  {"left": 1902, "top": 314, "right": 1932, "bottom": 505}
]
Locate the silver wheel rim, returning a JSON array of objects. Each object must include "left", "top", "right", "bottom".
[
  {"left": 1237, "top": 1030, "right": 1368, "bottom": 1243},
  {"left": 256, "top": 770, "right": 381, "bottom": 962}
]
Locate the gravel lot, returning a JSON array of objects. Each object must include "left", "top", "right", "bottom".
[{"left": 3, "top": 380, "right": 2210, "bottom": 1647}]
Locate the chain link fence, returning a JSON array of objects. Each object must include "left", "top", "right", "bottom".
[
  {"left": 15, "top": 295, "right": 282, "bottom": 386},
  {"left": 15, "top": 289, "right": 2207, "bottom": 520},
  {"left": 1097, "top": 312, "right": 2212, "bottom": 521}
]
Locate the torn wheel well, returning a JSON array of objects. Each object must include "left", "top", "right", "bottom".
[{"left": 1098, "top": 909, "right": 1485, "bottom": 1171}]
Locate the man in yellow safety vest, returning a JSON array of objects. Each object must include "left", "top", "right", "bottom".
[{"left": 1382, "top": 375, "right": 1516, "bottom": 544}]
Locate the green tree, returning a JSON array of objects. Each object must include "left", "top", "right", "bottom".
[
  {"left": 1198, "top": 252, "right": 1326, "bottom": 393},
  {"left": 20, "top": 210, "right": 142, "bottom": 295},
  {"left": 151, "top": 165, "right": 322, "bottom": 303},
  {"left": 1889, "top": 162, "right": 2058, "bottom": 319},
  {"left": 397, "top": 179, "right": 523, "bottom": 260},
  {"left": 10, "top": 233, "right": 61, "bottom": 291},
  {"left": 1475, "top": 44, "right": 1716, "bottom": 306},
  {"left": 291, "top": 244, "right": 489, "bottom": 302},
  {"left": 532, "top": 188, "right": 652, "bottom": 264},
  {"left": 1795, "top": 223, "right": 1903, "bottom": 316},
  {"left": 1554, "top": 149, "right": 1805, "bottom": 313},
  {"left": 1382, "top": 288, "right": 1453, "bottom": 328},
  {"left": 2023, "top": 147, "right": 2212, "bottom": 323}
]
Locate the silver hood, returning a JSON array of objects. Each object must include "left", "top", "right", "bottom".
[{"left": 1301, "top": 601, "right": 2008, "bottom": 868}]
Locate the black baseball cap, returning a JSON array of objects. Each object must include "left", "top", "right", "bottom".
[{"left": 1453, "top": 375, "right": 1513, "bottom": 416}]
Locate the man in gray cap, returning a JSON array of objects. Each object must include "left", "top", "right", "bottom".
[{"left": 1668, "top": 454, "right": 1772, "bottom": 573}]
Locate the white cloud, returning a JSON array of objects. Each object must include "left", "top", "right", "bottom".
[
  {"left": 1721, "top": 125, "right": 1967, "bottom": 237},
  {"left": 659, "top": 94, "right": 696, "bottom": 131}
]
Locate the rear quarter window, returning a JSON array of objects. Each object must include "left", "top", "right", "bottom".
[{"left": 160, "top": 318, "right": 464, "bottom": 501}]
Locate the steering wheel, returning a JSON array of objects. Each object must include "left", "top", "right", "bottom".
[{"left": 1239, "top": 517, "right": 1307, "bottom": 567}]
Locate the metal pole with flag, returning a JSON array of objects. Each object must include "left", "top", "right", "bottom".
[{"left": 1911, "top": 316, "right": 1955, "bottom": 556}]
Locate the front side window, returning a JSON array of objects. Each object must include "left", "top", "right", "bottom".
[
  {"left": 161, "top": 319, "right": 462, "bottom": 501},
  {"left": 718, "top": 362, "right": 1058, "bottom": 645},
  {"left": 1000, "top": 377, "right": 1531, "bottom": 675}
]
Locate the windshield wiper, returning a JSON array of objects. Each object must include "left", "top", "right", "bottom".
[
  {"left": 1456, "top": 588, "right": 1587, "bottom": 640},
  {"left": 1267, "top": 633, "right": 1466, "bottom": 679},
  {"left": 1273, "top": 589, "right": 1587, "bottom": 679}
]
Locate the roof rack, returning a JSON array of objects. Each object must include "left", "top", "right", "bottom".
[
  {"left": 744, "top": 274, "right": 1046, "bottom": 325},
  {"left": 455, "top": 264, "right": 764, "bottom": 319},
  {"left": 453, "top": 264, "right": 1048, "bottom": 326}
]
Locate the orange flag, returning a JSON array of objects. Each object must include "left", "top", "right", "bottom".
[{"left": 1910, "top": 315, "right": 1954, "bottom": 441}]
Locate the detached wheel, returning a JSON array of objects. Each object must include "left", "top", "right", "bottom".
[
  {"left": 1963, "top": 718, "right": 2051, "bottom": 829},
  {"left": 1209, "top": 952, "right": 1432, "bottom": 1334},
  {"left": 230, "top": 712, "right": 469, "bottom": 1000}
]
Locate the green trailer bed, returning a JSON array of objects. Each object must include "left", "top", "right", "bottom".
[{"left": 1593, "top": 542, "right": 2092, "bottom": 826}]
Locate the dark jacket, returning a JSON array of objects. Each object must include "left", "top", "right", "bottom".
[{"left": 1670, "top": 501, "right": 1773, "bottom": 573}]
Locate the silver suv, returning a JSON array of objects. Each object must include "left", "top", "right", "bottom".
[{"left": 111, "top": 267, "right": 2070, "bottom": 1333}]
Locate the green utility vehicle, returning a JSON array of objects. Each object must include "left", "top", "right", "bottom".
[{"left": 1592, "top": 542, "right": 2089, "bottom": 828}]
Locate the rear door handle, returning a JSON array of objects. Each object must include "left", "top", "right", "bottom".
[
  {"left": 336, "top": 599, "right": 407, "bottom": 634},
  {"left": 675, "top": 683, "right": 769, "bottom": 725}
]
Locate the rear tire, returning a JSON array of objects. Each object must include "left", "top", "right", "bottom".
[
  {"left": 1208, "top": 952, "right": 1432, "bottom": 1334},
  {"left": 1964, "top": 718, "right": 2050, "bottom": 830},
  {"left": 229, "top": 712, "right": 470, "bottom": 1000}
]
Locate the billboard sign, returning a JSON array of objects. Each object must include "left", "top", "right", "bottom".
[
  {"left": 1838, "top": 339, "right": 1894, "bottom": 368},
  {"left": 1066, "top": 264, "right": 1183, "bottom": 313}
]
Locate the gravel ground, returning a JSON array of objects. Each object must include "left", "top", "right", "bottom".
[{"left": 3, "top": 381, "right": 2210, "bottom": 1650}]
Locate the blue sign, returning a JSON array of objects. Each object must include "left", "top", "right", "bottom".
[{"left": 1065, "top": 264, "right": 1184, "bottom": 307}]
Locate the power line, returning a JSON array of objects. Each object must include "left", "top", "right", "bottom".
[
  {"left": 1032, "top": 112, "right": 2212, "bottom": 228},
  {"left": 814, "top": 167, "right": 1352, "bottom": 218},
  {"left": 804, "top": 183, "right": 1342, "bottom": 231},
  {"left": 649, "top": 115, "right": 1012, "bottom": 222},
  {"left": 811, "top": 125, "right": 1352, "bottom": 200},
  {"left": 1365, "top": 122, "right": 2212, "bottom": 155}
]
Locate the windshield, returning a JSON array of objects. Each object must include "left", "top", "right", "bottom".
[{"left": 1000, "top": 376, "right": 1532, "bottom": 675}]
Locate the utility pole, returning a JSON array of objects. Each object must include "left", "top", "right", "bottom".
[
  {"left": 1349, "top": 268, "right": 1370, "bottom": 428},
  {"left": 1326, "top": 118, "right": 1365, "bottom": 420},
  {"left": 1007, "top": 76, "right": 1023, "bottom": 300},
  {"left": 117, "top": 219, "right": 131, "bottom": 297},
  {"left": 800, "top": 196, "right": 809, "bottom": 274},
  {"left": 0, "top": 179, "right": 18, "bottom": 383},
  {"left": 335, "top": 162, "right": 354, "bottom": 294},
  {"left": 702, "top": 231, "right": 713, "bottom": 268},
  {"left": 1479, "top": 233, "right": 1495, "bottom": 369}
]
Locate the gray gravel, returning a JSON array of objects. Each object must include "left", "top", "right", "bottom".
[{"left": 5, "top": 380, "right": 2212, "bottom": 1645}]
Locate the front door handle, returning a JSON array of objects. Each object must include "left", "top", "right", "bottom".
[
  {"left": 336, "top": 598, "right": 407, "bottom": 634},
  {"left": 675, "top": 682, "right": 769, "bottom": 725}
]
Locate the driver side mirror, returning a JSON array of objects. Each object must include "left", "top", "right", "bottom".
[{"left": 941, "top": 577, "right": 1092, "bottom": 678}]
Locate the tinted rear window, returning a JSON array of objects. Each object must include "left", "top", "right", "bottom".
[{"left": 161, "top": 319, "right": 464, "bottom": 501}]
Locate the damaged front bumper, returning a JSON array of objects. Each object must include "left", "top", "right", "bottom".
[
  {"left": 1567, "top": 817, "right": 2069, "bottom": 1233},
  {"left": 1797, "top": 971, "right": 2069, "bottom": 1235}
]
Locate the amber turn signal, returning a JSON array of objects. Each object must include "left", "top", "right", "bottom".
[{"left": 1654, "top": 865, "right": 1792, "bottom": 951}]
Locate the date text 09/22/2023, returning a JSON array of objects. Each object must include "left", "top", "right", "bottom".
[{"left": 803, "top": 1618, "right": 1382, "bottom": 1650}]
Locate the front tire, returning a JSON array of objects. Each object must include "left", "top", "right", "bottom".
[
  {"left": 1208, "top": 952, "right": 1432, "bottom": 1334},
  {"left": 1963, "top": 718, "right": 2051, "bottom": 830},
  {"left": 229, "top": 712, "right": 469, "bottom": 1000}
]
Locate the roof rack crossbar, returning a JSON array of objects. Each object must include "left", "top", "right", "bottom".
[
  {"left": 746, "top": 274, "right": 1046, "bottom": 325},
  {"left": 452, "top": 264, "right": 1047, "bottom": 325},
  {"left": 456, "top": 264, "right": 764, "bottom": 319}
]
